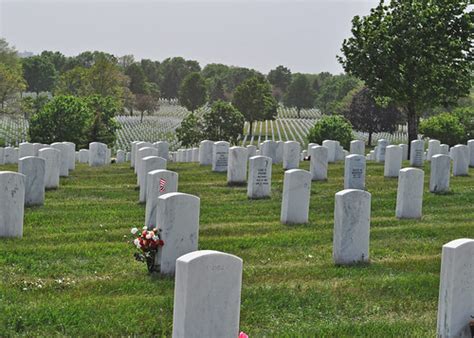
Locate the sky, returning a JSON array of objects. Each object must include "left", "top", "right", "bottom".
[{"left": 0, "top": 0, "right": 379, "bottom": 74}]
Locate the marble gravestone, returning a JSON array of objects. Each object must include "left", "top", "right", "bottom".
[
  {"left": 333, "top": 189, "right": 371, "bottom": 265},
  {"left": 139, "top": 156, "right": 167, "bottom": 203},
  {"left": 430, "top": 154, "right": 450, "bottom": 193},
  {"left": 199, "top": 140, "right": 214, "bottom": 166},
  {"left": 134, "top": 142, "right": 153, "bottom": 172},
  {"left": 116, "top": 150, "right": 125, "bottom": 163},
  {"left": 0, "top": 171, "right": 25, "bottom": 237},
  {"left": 154, "top": 141, "right": 169, "bottom": 160},
  {"left": 309, "top": 145, "right": 328, "bottom": 181},
  {"left": 4, "top": 147, "right": 19, "bottom": 164},
  {"left": 212, "top": 141, "right": 230, "bottom": 172},
  {"left": 18, "top": 156, "right": 45, "bottom": 206},
  {"left": 51, "top": 142, "right": 69, "bottom": 176},
  {"left": 452, "top": 144, "right": 469, "bottom": 176},
  {"left": 437, "top": 238, "right": 474, "bottom": 338},
  {"left": 78, "top": 149, "right": 89, "bottom": 163},
  {"left": 396, "top": 168, "right": 424, "bottom": 219},
  {"left": 136, "top": 147, "right": 159, "bottom": 185},
  {"left": 130, "top": 141, "right": 140, "bottom": 168},
  {"left": 350, "top": 140, "right": 365, "bottom": 156},
  {"left": 38, "top": 148, "right": 60, "bottom": 189},
  {"left": 145, "top": 169, "right": 178, "bottom": 229},
  {"left": 280, "top": 169, "right": 311, "bottom": 224},
  {"left": 156, "top": 192, "right": 200, "bottom": 275},
  {"left": 344, "top": 154, "right": 366, "bottom": 190},
  {"left": 63, "top": 142, "right": 76, "bottom": 170},
  {"left": 227, "top": 146, "right": 248, "bottom": 185},
  {"left": 439, "top": 144, "right": 450, "bottom": 156},
  {"left": 384, "top": 145, "right": 403, "bottom": 177},
  {"left": 399, "top": 144, "right": 408, "bottom": 161},
  {"left": 283, "top": 141, "right": 300, "bottom": 170},
  {"left": 410, "top": 140, "right": 424, "bottom": 167},
  {"left": 427, "top": 139, "right": 441, "bottom": 161},
  {"left": 0, "top": 147, "right": 4, "bottom": 165},
  {"left": 192, "top": 148, "right": 199, "bottom": 162},
  {"left": 376, "top": 139, "right": 388, "bottom": 163},
  {"left": 19, "top": 142, "right": 35, "bottom": 158},
  {"left": 88, "top": 142, "right": 108, "bottom": 167},
  {"left": 172, "top": 250, "right": 243, "bottom": 338},
  {"left": 186, "top": 149, "right": 193, "bottom": 163},
  {"left": 275, "top": 141, "right": 284, "bottom": 164},
  {"left": 261, "top": 140, "right": 277, "bottom": 163},
  {"left": 322, "top": 140, "right": 337, "bottom": 163},
  {"left": 247, "top": 156, "right": 272, "bottom": 199},
  {"left": 468, "top": 140, "right": 474, "bottom": 167},
  {"left": 246, "top": 145, "right": 257, "bottom": 158}
]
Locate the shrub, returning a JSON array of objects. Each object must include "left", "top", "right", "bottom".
[
  {"left": 85, "top": 95, "right": 120, "bottom": 147},
  {"left": 419, "top": 112, "right": 466, "bottom": 146},
  {"left": 307, "top": 115, "right": 353, "bottom": 149},
  {"left": 453, "top": 107, "right": 473, "bottom": 140}
]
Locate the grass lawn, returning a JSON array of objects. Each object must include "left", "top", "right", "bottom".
[{"left": 0, "top": 160, "right": 473, "bottom": 336}]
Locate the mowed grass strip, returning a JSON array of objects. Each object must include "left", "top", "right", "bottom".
[{"left": 0, "top": 160, "right": 473, "bottom": 336}]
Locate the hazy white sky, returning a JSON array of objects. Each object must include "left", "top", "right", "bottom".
[{"left": 0, "top": 0, "right": 379, "bottom": 74}]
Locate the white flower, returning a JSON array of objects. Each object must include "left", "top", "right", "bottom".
[
  {"left": 142, "top": 226, "right": 147, "bottom": 230},
  {"left": 131, "top": 227, "right": 139, "bottom": 235},
  {"left": 133, "top": 238, "right": 140, "bottom": 248},
  {"left": 146, "top": 233, "right": 152, "bottom": 239},
  {"left": 153, "top": 235, "right": 159, "bottom": 241}
]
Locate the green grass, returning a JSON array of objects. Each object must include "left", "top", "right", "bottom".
[{"left": 0, "top": 160, "right": 473, "bottom": 336}]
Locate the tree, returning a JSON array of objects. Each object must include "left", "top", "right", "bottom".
[
  {"left": 40, "top": 51, "right": 68, "bottom": 73},
  {"left": 29, "top": 95, "right": 93, "bottom": 147},
  {"left": 88, "top": 54, "right": 127, "bottom": 98},
  {"left": 0, "top": 63, "right": 26, "bottom": 111},
  {"left": 0, "top": 38, "right": 20, "bottom": 69},
  {"left": 232, "top": 77, "right": 278, "bottom": 137},
  {"left": 284, "top": 74, "right": 314, "bottom": 117},
  {"left": 55, "top": 66, "right": 90, "bottom": 96},
  {"left": 22, "top": 55, "right": 57, "bottom": 94},
  {"left": 339, "top": 0, "right": 473, "bottom": 154},
  {"left": 209, "top": 78, "right": 227, "bottom": 103},
  {"left": 268, "top": 65, "right": 292, "bottom": 100},
  {"left": 307, "top": 115, "right": 353, "bottom": 149},
  {"left": 314, "top": 74, "right": 361, "bottom": 114},
  {"left": 125, "top": 63, "right": 147, "bottom": 94},
  {"left": 178, "top": 72, "right": 207, "bottom": 113},
  {"left": 159, "top": 57, "right": 201, "bottom": 99},
  {"left": 201, "top": 100, "right": 245, "bottom": 144},
  {"left": 343, "top": 87, "right": 403, "bottom": 146},
  {"left": 85, "top": 95, "right": 119, "bottom": 146},
  {"left": 176, "top": 113, "right": 203, "bottom": 147},
  {"left": 21, "top": 94, "right": 50, "bottom": 120},
  {"left": 140, "top": 59, "right": 161, "bottom": 85}
]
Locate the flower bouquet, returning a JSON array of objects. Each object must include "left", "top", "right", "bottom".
[{"left": 130, "top": 226, "right": 164, "bottom": 273}]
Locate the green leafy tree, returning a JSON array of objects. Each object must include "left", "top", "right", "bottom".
[
  {"left": 0, "top": 63, "right": 26, "bottom": 111},
  {"left": 40, "top": 51, "right": 68, "bottom": 73},
  {"left": 85, "top": 95, "right": 119, "bottom": 146},
  {"left": 419, "top": 112, "right": 466, "bottom": 146},
  {"left": 140, "top": 59, "right": 161, "bottom": 85},
  {"left": 125, "top": 63, "right": 147, "bottom": 94},
  {"left": 202, "top": 100, "right": 245, "bottom": 143},
  {"left": 21, "top": 94, "right": 50, "bottom": 119},
  {"left": 178, "top": 72, "right": 207, "bottom": 113},
  {"left": 307, "top": 115, "right": 353, "bottom": 149},
  {"left": 314, "top": 74, "right": 361, "bottom": 114},
  {"left": 232, "top": 77, "right": 278, "bottom": 137},
  {"left": 339, "top": 0, "right": 473, "bottom": 153},
  {"left": 22, "top": 55, "right": 57, "bottom": 94},
  {"left": 55, "top": 66, "right": 91, "bottom": 96},
  {"left": 159, "top": 57, "right": 201, "bottom": 99},
  {"left": 88, "top": 54, "right": 127, "bottom": 99},
  {"left": 0, "top": 38, "right": 20, "bottom": 69},
  {"left": 268, "top": 65, "right": 292, "bottom": 101},
  {"left": 176, "top": 113, "right": 203, "bottom": 147},
  {"left": 343, "top": 87, "right": 403, "bottom": 146},
  {"left": 29, "top": 95, "right": 93, "bottom": 147},
  {"left": 209, "top": 78, "right": 227, "bottom": 103},
  {"left": 284, "top": 74, "right": 314, "bottom": 117}
]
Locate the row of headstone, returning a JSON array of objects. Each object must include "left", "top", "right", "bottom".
[{"left": 131, "top": 141, "right": 169, "bottom": 169}]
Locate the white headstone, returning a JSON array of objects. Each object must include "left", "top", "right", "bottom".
[
  {"left": 186, "top": 149, "right": 193, "bottom": 163},
  {"left": 335, "top": 143, "right": 344, "bottom": 162},
  {"left": 410, "top": 140, "right": 424, "bottom": 167},
  {"left": 154, "top": 141, "right": 169, "bottom": 160},
  {"left": 430, "top": 154, "right": 450, "bottom": 193},
  {"left": 139, "top": 156, "right": 167, "bottom": 202},
  {"left": 307, "top": 143, "right": 317, "bottom": 154},
  {"left": 344, "top": 154, "right": 366, "bottom": 190},
  {"left": 427, "top": 139, "right": 441, "bottom": 161},
  {"left": 396, "top": 168, "right": 424, "bottom": 219},
  {"left": 78, "top": 149, "right": 89, "bottom": 163},
  {"left": 280, "top": 169, "right": 311, "bottom": 224},
  {"left": 51, "top": 142, "right": 69, "bottom": 176},
  {"left": 134, "top": 142, "right": 153, "bottom": 172},
  {"left": 0, "top": 147, "right": 4, "bottom": 165},
  {"left": 3, "top": 147, "right": 18, "bottom": 164},
  {"left": 399, "top": 144, "right": 408, "bottom": 161},
  {"left": 309, "top": 146, "right": 328, "bottom": 181},
  {"left": 350, "top": 140, "right": 365, "bottom": 156},
  {"left": 468, "top": 140, "right": 474, "bottom": 167},
  {"left": 275, "top": 141, "right": 284, "bottom": 164},
  {"left": 130, "top": 141, "right": 140, "bottom": 168},
  {"left": 384, "top": 145, "right": 403, "bottom": 177},
  {"left": 452, "top": 144, "right": 469, "bottom": 176},
  {"left": 19, "top": 142, "right": 35, "bottom": 158},
  {"left": 247, "top": 155, "right": 272, "bottom": 199},
  {"left": 126, "top": 152, "right": 131, "bottom": 162},
  {"left": 283, "top": 141, "right": 300, "bottom": 170},
  {"left": 261, "top": 140, "right": 277, "bottom": 163},
  {"left": 38, "top": 148, "right": 60, "bottom": 189},
  {"left": 145, "top": 169, "right": 178, "bottom": 228},
  {"left": 116, "top": 150, "right": 125, "bottom": 163},
  {"left": 18, "top": 156, "right": 45, "bottom": 206},
  {"left": 440, "top": 144, "right": 450, "bottom": 155},
  {"left": 88, "top": 142, "right": 108, "bottom": 167},
  {"left": 156, "top": 192, "right": 200, "bottom": 275},
  {"left": 333, "top": 189, "right": 371, "bottom": 265},
  {"left": 63, "top": 141, "right": 76, "bottom": 170},
  {"left": 322, "top": 140, "right": 336, "bottom": 163},
  {"left": 212, "top": 141, "right": 229, "bottom": 172},
  {"left": 32, "top": 143, "right": 43, "bottom": 156},
  {"left": 136, "top": 147, "right": 159, "bottom": 185},
  {"left": 172, "top": 250, "right": 242, "bottom": 338},
  {"left": 0, "top": 171, "right": 25, "bottom": 237},
  {"left": 246, "top": 145, "right": 257, "bottom": 158},
  {"left": 436, "top": 238, "right": 474, "bottom": 338},
  {"left": 199, "top": 140, "right": 214, "bottom": 165},
  {"left": 376, "top": 139, "right": 388, "bottom": 163},
  {"left": 192, "top": 148, "right": 199, "bottom": 162},
  {"left": 227, "top": 146, "right": 248, "bottom": 185}
]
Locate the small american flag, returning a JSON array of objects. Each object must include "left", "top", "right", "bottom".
[{"left": 159, "top": 178, "right": 167, "bottom": 192}]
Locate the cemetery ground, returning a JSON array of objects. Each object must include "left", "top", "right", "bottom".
[{"left": 0, "top": 161, "right": 473, "bottom": 336}]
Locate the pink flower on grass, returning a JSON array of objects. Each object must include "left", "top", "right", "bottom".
[{"left": 239, "top": 332, "right": 249, "bottom": 338}]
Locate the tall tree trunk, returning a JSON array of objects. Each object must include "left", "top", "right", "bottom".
[
  {"left": 297, "top": 107, "right": 301, "bottom": 118},
  {"left": 130, "top": 107, "right": 133, "bottom": 117},
  {"left": 249, "top": 121, "right": 253, "bottom": 137},
  {"left": 407, "top": 103, "right": 418, "bottom": 160},
  {"left": 368, "top": 131, "right": 372, "bottom": 147},
  {"left": 140, "top": 110, "right": 144, "bottom": 123}
]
